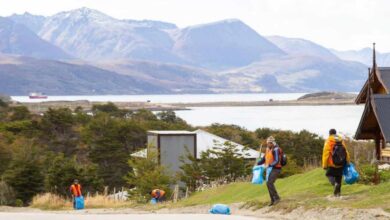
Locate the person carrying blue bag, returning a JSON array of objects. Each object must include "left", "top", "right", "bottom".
[
  {"left": 322, "top": 129, "right": 351, "bottom": 197},
  {"left": 256, "top": 136, "right": 286, "bottom": 206},
  {"left": 70, "top": 179, "right": 84, "bottom": 209}
]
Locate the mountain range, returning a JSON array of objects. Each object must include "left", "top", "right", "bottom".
[{"left": 0, "top": 7, "right": 376, "bottom": 95}]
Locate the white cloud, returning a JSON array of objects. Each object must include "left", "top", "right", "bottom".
[{"left": 0, "top": 0, "right": 389, "bottom": 51}]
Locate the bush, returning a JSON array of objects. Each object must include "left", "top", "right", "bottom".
[
  {"left": 15, "top": 199, "right": 23, "bottom": 207},
  {"left": 358, "top": 164, "right": 390, "bottom": 184},
  {"left": 126, "top": 153, "right": 173, "bottom": 202},
  {"left": 0, "top": 181, "right": 16, "bottom": 205}
]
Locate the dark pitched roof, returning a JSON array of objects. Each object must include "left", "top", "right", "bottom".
[
  {"left": 372, "top": 95, "right": 390, "bottom": 143},
  {"left": 355, "top": 67, "right": 390, "bottom": 104},
  {"left": 355, "top": 94, "right": 390, "bottom": 143},
  {"left": 379, "top": 67, "right": 390, "bottom": 92}
]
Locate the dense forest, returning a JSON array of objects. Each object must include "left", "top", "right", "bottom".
[{"left": 0, "top": 98, "right": 325, "bottom": 205}]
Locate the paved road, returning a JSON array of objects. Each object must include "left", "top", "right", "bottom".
[{"left": 0, "top": 213, "right": 261, "bottom": 220}]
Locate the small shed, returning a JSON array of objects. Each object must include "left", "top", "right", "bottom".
[
  {"left": 147, "top": 130, "right": 196, "bottom": 173},
  {"left": 143, "top": 130, "right": 260, "bottom": 173}
]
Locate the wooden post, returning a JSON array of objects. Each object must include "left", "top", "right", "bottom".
[
  {"left": 173, "top": 185, "right": 179, "bottom": 203},
  {"left": 185, "top": 187, "right": 189, "bottom": 199},
  {"left": 104, "top": 186, "right": 108, "bottom": 197},
  {"left": 373, "top": 138, "right": 381, "bottom": 184}
]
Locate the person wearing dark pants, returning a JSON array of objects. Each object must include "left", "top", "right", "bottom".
[
  {"left": 322, "top": 129, "right": 350, "bottom": 197},
  {"left": 257, "top": 136, "right": 283, "bottom": 206},
  {"left": 266, "top": 168, "right": 281, "bottom": 204}
]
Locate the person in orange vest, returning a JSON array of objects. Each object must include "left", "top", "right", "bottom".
[
  {"left": 322, "top": 129, "right": 350, "bottom": 197},
  {"left": 70, "top": 179, "right": 82, "bottom": 209},
  {"left": 150, "top": 189, "right": 166, "bottom": 202},
  {"left": 257, "top": 136, "right": 283, "bottom": 206}
]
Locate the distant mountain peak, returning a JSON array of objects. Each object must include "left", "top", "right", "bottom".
[{"left": 55, "top": 7, "right": 114, "bottom": 22}]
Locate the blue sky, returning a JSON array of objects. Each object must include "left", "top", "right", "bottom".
[{"left": 1, "top": 0, "right": 389, "bottom": 52}]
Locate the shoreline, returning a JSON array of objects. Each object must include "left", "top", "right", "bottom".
[{"left": 13, "top": 99, "right": 356, "bottom": 113}]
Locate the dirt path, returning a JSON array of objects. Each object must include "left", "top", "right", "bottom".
[{"left": 0, "top": 213, "right": 264, "bottom": 220}]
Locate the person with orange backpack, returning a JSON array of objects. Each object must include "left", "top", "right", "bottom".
[
  {"left": 70, "top": 179, "right": 82, "bottom": 209},
  {"left": 322, "top": 129, "right": 350, "bottom": 197},
  {"left": 257, "top": 136, "right": 286, "bottom": 206}
]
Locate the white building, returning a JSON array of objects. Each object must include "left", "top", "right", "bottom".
[{"left": 132, "top": 129, "right": 260, "bottom": 173}]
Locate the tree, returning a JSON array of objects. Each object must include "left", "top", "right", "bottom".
[
  {"left": 3, "top": 139, "right": 44, "bottom": 204},
  {"left": 126, "top": 154, "right": 173, "bottom": 202},
  {"left": 178, "top": 149, "right": 203, "bottom": 191},
  {"left": 9, "top": 106, "right": 31, "bottom": 121},
  {"left": 0, "top": 137, "right": 11, "bottom": 175},
  {"left": 83, "top": 113, "right": 146, "bottom": 188},
  {"left": 179, "top": 141, "right": 251, "bottom": 190},
  {"left": 0, "top": 181, "right": 16, "bottom": 206},
  {"left": 44, "top": 153, "right": 103, "bottom": 196},
  {"left": 92, "top": 102, "right": 130, "bottom": 118},
  {"left": 39, "top": 108, "right": 79, "bottom": 156},
  {"left": 200, "top": 141, "right": 250, "bottom": 182}
]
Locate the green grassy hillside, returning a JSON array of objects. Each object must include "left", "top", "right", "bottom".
[{"left": 178, "top": 168, "right": 390, "bottom": 211}]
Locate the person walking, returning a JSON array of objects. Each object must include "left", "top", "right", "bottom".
[
  {"left": 70, "top": 179, "right": 82, "bottom": 209},
  {"left": 322, "top": 129, "right": 350, "bottom": 197},
  {"left": 257, "top": 136, "right": 283, "bottom": 206}
]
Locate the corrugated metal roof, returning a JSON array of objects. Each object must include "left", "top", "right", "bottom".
[{"left": 372, "top": 94, "right": 390, "bottom": 143}]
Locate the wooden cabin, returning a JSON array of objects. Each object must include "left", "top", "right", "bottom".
[{"left": 355, "top": 44, "right": 390, "bottom": 163}]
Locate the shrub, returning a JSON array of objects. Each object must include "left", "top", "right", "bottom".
[
  {"left": 126, "top": 153, "right": 173, "bottom": 202},
  {"left": 0, "top": 181, "right": 16, "bottom": 205},
  {"left": 358, "top": 164, "right": 390, "bottom": 184}
]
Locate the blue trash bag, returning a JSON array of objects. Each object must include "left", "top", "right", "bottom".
[
  {"left": 150, "top": 198, "right": 157, "bottom": 205},
  {"left": 343, "top": 163, "right": 359, "bottom": 184},
  {"left": 266, "top": 167, "right": 273, "bottom": 182},
  {"left": 252, "top": 165, "right": 264, "bottom": 184},
  {"left": 209, "top": 204, "right": 230, "bottom": 215},
  {"left": 75, "top": 196, "right": 84, "bottom": 210}
]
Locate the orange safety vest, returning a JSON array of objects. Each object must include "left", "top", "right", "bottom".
[
  {"left": 70, "top": 184, "right": 82, "bottom": 197},
  {"left": 265, "top": 147, "right": 282, "bottom": 168},
  {"left": 151, "top": 189, "right": 165, "bottom": 198}
]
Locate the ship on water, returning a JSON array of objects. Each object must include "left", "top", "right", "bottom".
[{"left": 29, "top": 92, "right": 48, "bottom": 99}]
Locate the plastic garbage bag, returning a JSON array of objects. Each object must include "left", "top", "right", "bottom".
[
  {"left": 266, "top": 167, "right": 273, "bottom": 182},
  {"left": 150, "top": 198, "right": 157, "bottom": 205},
  {"left": 252, "top": 165, "right": 264, "bottom": 184},
  {"left": 209, "top": 204, "right": 230, "bottom": 215},
  {"left": 75, "top": 196, "right": 84, "bottom": 210},
  {"left": 343, "top": 163, "right": 359, "bottom": 184}
]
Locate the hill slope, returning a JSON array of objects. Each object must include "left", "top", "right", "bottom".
[
  {"left": 0, "top": 17, "right": 70, "bottom": 60},
  {"left": 0, "top": 55, "right": 167, "bottom": 95},
  {"left": 179, "top": 168, "right": 390, "bottom": 211}
]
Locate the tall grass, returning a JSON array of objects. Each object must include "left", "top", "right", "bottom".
[{"left": 31, "top": 193, "right": 133, "bottom": 210}]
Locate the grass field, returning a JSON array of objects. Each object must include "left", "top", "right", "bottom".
[{"left": 177, "top": 168, "right": 390, "bottom": 212}]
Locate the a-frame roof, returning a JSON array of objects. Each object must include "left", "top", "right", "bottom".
[
  {"left": 355, "top": 94, "right": 390, "bottom": 143},
  {"left": 355, "top": 67, "right": 390, "bottom": 104}
]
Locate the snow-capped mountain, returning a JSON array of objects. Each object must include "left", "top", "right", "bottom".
[
  {"left": 2, "top": 7, "right": 369, "bottom": 94},
  {"left": 0, "top": 17, "right": 70, "bottom": 60},
  {"left": 35, "top": 7, "right": 183, "bottom": 64}
]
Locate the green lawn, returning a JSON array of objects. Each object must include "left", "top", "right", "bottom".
[{"left": 177, "top": 168, "right": 390, "bottom": 211}]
